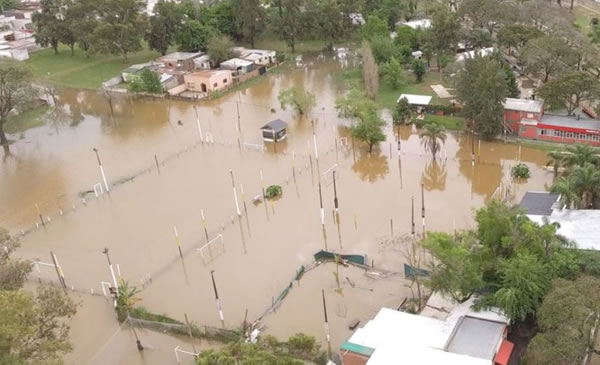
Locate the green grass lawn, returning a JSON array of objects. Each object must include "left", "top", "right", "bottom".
[
  {"left": 423, "top": 114, "right": 465, "bottom": 131},
  {"left": 573, "top": 7, "right": 594, "bottom": 33},
  {"left": 4, "top": 105, "right": 49, "bottom": 134},
  {"left": 27, "top": 44, "right": 163, "bottom": 89}
]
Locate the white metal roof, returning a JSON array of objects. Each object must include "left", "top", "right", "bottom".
[
  {"left": 456, "top": 47, "right": 495, "bottom": 62},
  {"left": 220, "top": 58, "right": 254, "bottom": 68},
  {"left": 503, "top": 98, "right": 544, "bottom": 113},
  {"left": 367, "top": 342, "right": 489, "bottom": 365},
  {"left": 397, "top": 94, "right": 432, "bottom": 105},
  {"left": 400, "top": 19, "right": 431, "bottom": 29},
  {"left": 527, "top": 209, "right": 600, "bottom": 250}
]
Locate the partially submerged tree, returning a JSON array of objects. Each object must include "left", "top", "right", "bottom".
[
  {"left": 350, "top": 109, "right": 386, "bottom": 153},
  {"left": 278, "top": 87, "right": 316, "bottom": 117},
  {"left": 412, "top": 58, "right": 426, "bottom": 83},
  {"left": 419, "top": 122, "right": 447, "bottom": 161},
  {"left": 0, "top": 60, "right": 34, "bottom": 146},
  {"left": 456, "top": 56, "right": 508, "bottom": 139},
  {"left": 393, "top": 97, "right": 412, "bottom": 125}
]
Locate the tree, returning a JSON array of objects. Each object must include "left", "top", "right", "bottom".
[
  {"left": 369, "top": 35, "right": 395, "bottom": 64},
  {"left": 497, "top": 24, "right": 543, "bottom": 56},
  {"left": 206, "top": 35, "right": 235, "bottom": 65},
  {"left": 278, "top": 87, "right": 316, "bottom": 117},
  {"left": 538, "top": 71, "right": 600, "bottom": 116},
  {"left": 362, "top": 15, "right": 388, "bottom": 40},
  {"left": 115, "top": 279, "right": 141, "bottom": 322},
  {"left": 69, "top": 0, "right": 98, "bottom": 57},
  {"left": 429, "top": 7, "right": 461, "bottom": 70},
  {"left": 232, "top": 0, "right": 265, "bottom": 48},
  {"left": 393, "top": 97, "right": 412, "bottom": 125},
  {"left": 412, "top": 58, "right": 426, "bottom": 82},
  {"left": 492, "top": 253, "right": 551, "bottom": 321},
  {"left": 456, "top": 56, "right": 508, "bottom": 139},
  {"left": 362, "top": 41, "right": 379, "bottom": 100},
  {"left": 128, "top": 69, "right": 162, "bottom": 94},
  {"left": 563, "top": 144, "right": 600, "bottom": 168},
  {"left": 176, "top": 20, "right": 219, "bottom": 52},
  {"left": 0, "top": 60, "right": 34, "bottom": 146},
  {"left": 394, "top": 25, "right": 421, "bottom": 50},
  {"left": 275, "top": 0, "right": 303, "bottom": 53},
  {"left": 550, "top": 177, "right": 581, "bottom": 209},
  {"left": 0, "top": 0, "right": 20, "bottom": 12},
  {"left": 525, "top": 276, "right": 600, "bottom": 365},
  {"left": 350, "top": 111, "right": 386, "bottom": 153},
  {"left": 419, "top": 122, "right": 447, "bottom": 160},
  {"left": 0, "top": 229, "right": 31, "bottom": 291},
  {"left": 460, "top": 0, "right": 517, "bottom": 36},
  {"left": 201, "top": 0, "right": 236, "bottom": 37},
  {"left": 336, "top": 88, "right": 377, "bottom": 120},
  {"left": 146, "top": 0, "right": 184, "bottom": 56},
  {"left": 570, "top": 163, "right": 600, "bottom": 209},
  {"left": 309, "top": 0, "right": 345, "bottom": 50},
  {"left": 421, "top": 231, "right": 485, "bottom": 303},
  {"left": 546, "top": 150, "right": 566, "bottom": 176},
  {"left": 92, "top": 0, "right": 148, "bottom": 63},
  {"left": 377, "top": 0, "right": 407, "bottom": 31},
  {"left": 380, "top": 57, "right": 406, "bottom": 89},
  {"left": 32, "top": 0, "right": 63, "bottom": 55},
  {"left": 0, "top": 287, "right": 77, "bottom": 365},
  {"left": 521, "top": 36, "right": 574, "bottom": 82},
  {"left": 469, "top": 28, "right": 492, "bottom": 48}
]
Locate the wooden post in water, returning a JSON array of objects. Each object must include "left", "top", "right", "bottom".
[
  {"left": 184, "top": 313, "right": 198, "bottom": 355},
  {"left": 322, "top": 289, "right": 332, "bottom": 360},
  {"left": 210, "top": 270, "right": 225, "bottom": 328},
  {"left": 421, "top": 184, "right": 426, "bottom": 238},
  {"left": 174, "top": 226, "right": 183, "bottom": 259},
  {"left": 50, "top": 251, "right": 67, "bottom": 293},
  {"left": 35, "top": 204, "right": 45, "bottom": 228}
]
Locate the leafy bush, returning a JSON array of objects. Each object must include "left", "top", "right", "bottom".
[
  {"left": 265, "top": 185, "right": 282, "bottom": 199},
  {"left": 127, "top": 69, "right": 162, "bottom": 94},
  {"left": 414, "top": 118, "right": 425, "bottom": 129},
  {"left": 380, "top": 57, "right": 406, "bottom": 89},
  {"left": 511, "top": 163, "right": 531, "bottom": 179}
]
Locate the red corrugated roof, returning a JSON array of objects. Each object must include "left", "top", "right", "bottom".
[{"left": 494, "top": 340, "right": 514, "bottom": 365}]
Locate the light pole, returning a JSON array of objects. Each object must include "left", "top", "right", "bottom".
[
  {"left": 93, "top": 148, "right": 110, "bottom": 193},
  {"left": 421, "top": 184, "right": 426, "bottom": 238},
  {"left": 102, "top": 248, "right": 118, "bottom": 296},
  {"left": 332, "top": 171, "right": 339, "bottom": 213},
  {"left": 322, "top": 289, "right": 332, "bottom": 360},
  {"left": 229, "top": 170, "right": 241, "bottom": 217},
  {"left": 210, "top": 270, "right": 225, "bottom": 328}
]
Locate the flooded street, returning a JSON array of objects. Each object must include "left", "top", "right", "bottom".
[{"left": 1, "top": 56, "right": 553, "bottom": 364}]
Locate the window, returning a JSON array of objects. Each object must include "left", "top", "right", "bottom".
[
  {"left": 213, "top": 83, "right": 218, "bottom": 88},
  {"left": 186, "top": 82, "right": 194, "bottom": 89},
  {"left": 223, "top": 79, "right": 228, "bottom": 84},
  {"left": 527, "top": 113, "right": 534, "bottom": 119}
]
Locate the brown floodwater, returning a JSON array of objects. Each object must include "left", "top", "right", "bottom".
[{"left": 1, "top": 55, "right": 554, "bottom": 364}]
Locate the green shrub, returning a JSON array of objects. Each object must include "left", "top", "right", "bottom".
[
  {"left": 265, "top": 185, "right": 282, "bottom": 199},
  {"left": 511, "top": 163, "right": 531, "bottom": 179},
  {"left": 414, "top": 118, "right": 425, "bottom": 129}
]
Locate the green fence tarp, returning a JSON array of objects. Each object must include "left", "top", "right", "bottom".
[
  {"left": 314, "top": 250, "right": 366, "bottom": 266},
  {"left": 340, "top": 341, "right": 375, "bottom": 356},
  {"left": 404, "top": 263, "right": 431, "bottom": 279}
]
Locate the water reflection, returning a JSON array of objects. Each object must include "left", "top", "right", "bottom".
[
  {"left": 352, "top": 151, "right": 389, "bottom": 182},
  {"left": 421, "top": 161, "right": 447, "bottom": 191}
]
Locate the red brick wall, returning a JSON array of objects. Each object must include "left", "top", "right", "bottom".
[
  {"left": 341, "top": 351, "right": 369, "bottom": 365},
  {"left": 519, "top": 125, "right": 537, "bottom": 139}
]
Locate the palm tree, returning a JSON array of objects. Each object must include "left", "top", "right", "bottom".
[
  {"left": 550, "top": 177, "right": 581, "bottom": 209},
  {"left": 564, "top": 144, "right": 600, "bottom": 168},
  {"left": 570, "top": 163, "right": 600, "bottom": 209},
  {"left": 116, "top": 279, "right": 141, "bottom": 322},
  {"left": 419, "top": 123, "right": 447, "bottom": 161},
  {"left": 546, "top": 150, "right": 566, "bottom": 177}
]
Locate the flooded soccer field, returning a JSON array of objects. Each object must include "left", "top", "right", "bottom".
[{"left": 0, "top": 55, "right": 554, "bottom": 364}]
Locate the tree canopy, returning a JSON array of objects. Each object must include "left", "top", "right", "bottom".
[
  {"left": 0, "top": 60, "right": 34, "bottom": 146},
  {"left": 278, "top": 87, "right": 316, "bottom": 117}
]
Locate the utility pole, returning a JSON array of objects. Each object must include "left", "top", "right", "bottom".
[
  {"left": 421, "top": 184, "right": 426, "bottom": 238},
  {"left": 210, "top": 270, "right": 225, "bottom": 328},
  {"left": 411, "top": 196, "right": 415, "bottom": 238},
  {"left": 102, "top": 248, "right": 118, "bottom": 296},
  {"left": 93, "top": 148, "right": 110, "bottom": 193},
  {"left": 322, "top": 289, "right": 332, "bottom": 360},
  {"left": 318, "top": 181, "right": 325, "bottom": 227},
  {"left": 201, "top": 209, "right": 209, "bottom": 242},
  {"left": 332, "top": 170, "right": 339, "bottom": 213},
  {"left": 229, "top": 170, "right": 241, "bottom": 217}
]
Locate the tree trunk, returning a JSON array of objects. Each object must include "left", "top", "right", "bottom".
[
  {"left": 368, "top": 142, "right": 374, "bottom": 153},
  {"left": 70, "top": 44, "right": 75, "bottom": 56},
  {"left": 570, "top": 0, "right": 574, "bottom": 11},
  {"left": 250, "top": 36, "right": 255, "bottom": 48},
  {"left": 0, "top": 122, "right": 8, "bottom": 146},
  {"left": 544, "top": 71, "right": 550, "bottom": 83},
  {"left": 122, "top": 49, "right": 129, "bottom": 63},
  {"left": 53, "top": 41, "right": 58, "bottom": 55}
]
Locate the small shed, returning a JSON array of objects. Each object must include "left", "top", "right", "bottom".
[
  {"left": 261, "top": 119, "right": 288, "bottom": 143},
  {"left": 397, "top": 94, "right": 432, "bottom": 107}
]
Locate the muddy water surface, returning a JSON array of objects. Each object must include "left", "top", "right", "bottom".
[{"left": 1, "top": 56, "right": 553, "bottom": 364}]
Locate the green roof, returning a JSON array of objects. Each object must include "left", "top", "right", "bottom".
[{"left": 340, "top": 341, "right": 375, "bottom": 356}]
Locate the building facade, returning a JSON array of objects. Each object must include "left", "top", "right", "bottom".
[{"left": 183, "top": 70, "right": 232, "bottom": 93}]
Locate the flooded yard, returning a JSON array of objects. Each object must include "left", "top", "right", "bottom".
[{"left": 0, "top": 55, "right": 554, "bottom": 364}]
